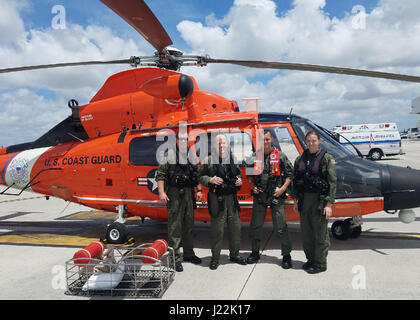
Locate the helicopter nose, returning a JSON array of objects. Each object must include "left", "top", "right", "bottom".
[{"left": 382, "top": 164, "right": 420, "bottom": 211}]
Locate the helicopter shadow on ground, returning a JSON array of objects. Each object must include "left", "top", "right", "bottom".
[
  {"left": 0, "top": 211, "right": 42, "bottom": 221},
  {"left": 0, "top": 210, "right": 158, "bottom": 246},
  {"left": 0, "top": 213, "right": 419, "bottom": 257},
  {"left": 189, "top": 222, "right": 420, "bottom": 268},
  {"left": 0, "top": 218, "right": 96, "bottom": 236},
  {"left": 112, "top": 220, "right": 420, "bottom": 262}
]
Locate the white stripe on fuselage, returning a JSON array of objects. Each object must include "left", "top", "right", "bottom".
[{"left": 73, "top": 196, "right": 384, "bottom": 207}]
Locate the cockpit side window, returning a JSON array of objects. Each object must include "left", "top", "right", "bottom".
[
  {"left": 264, "top": 126, "right": 300, "bottom": 162},
  {"left": 193, "top": 131, "right": 254, "bottom": 166},
  {"left": 292, "top": 120, "right": 352, "bottom": 160},
  {"left": 129, "top": 135, "right": 168, "bottom": 166}
]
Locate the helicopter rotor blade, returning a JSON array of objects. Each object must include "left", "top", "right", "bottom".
[
  {"left": 100, "top": 0, "right": 172, "bottom": 53},
  {"left": 2, "top": 55, "right": 420, "bottom": 85},
  {"left": 205, "top": 58, "right": 420, "bottom": 83},
  {"left": 0, "top": 59, "right": 134, "bottom": 74}
]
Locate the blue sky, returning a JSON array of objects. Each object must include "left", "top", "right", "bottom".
[
  {"left": 19, "top": 0, "right": 380, "bottom": 53},
  {"left": 1, "top": 0, "right": 420, "bottom": 146},
  {"left": 10, "top": 0, "right": 382, "bottom": 92}
]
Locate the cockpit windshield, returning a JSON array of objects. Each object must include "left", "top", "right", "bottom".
[
  {"left": 292, "top": 119, "right": 353, "bottom": 161},
  {"left": 291, "top": 118, "right": 383, "bottom": 198},
  {"left": 258, "top": 113, "right": 383, "bottom": 199}
]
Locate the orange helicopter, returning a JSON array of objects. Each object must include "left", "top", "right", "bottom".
[{"left": 1, "top": 0, "right": 420, "bottom": 244}]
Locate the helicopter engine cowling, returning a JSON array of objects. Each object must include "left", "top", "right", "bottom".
[
  {"left": 74, "top": 69, "right": 201, "bottom": 139},
  {"left": 141, "top": 74, "right": 194, "bottom": 100}
]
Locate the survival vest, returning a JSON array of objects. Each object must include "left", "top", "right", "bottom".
[
  {"left": 294, "top": 149, "right": 329, "bottom": 194},
  {"left": 167, "top": 149, "right": 198, "bottom": 188},
  {"left": 168, "top": 164, "right": 198, "bottom": 188},
  {"left": 209, "top": 153, "right": 240, "bottom": 195},
  {"left": 253, "top": 147, "right": 283, "bottom": 194}
]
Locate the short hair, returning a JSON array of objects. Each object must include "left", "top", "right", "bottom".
[
  {"left": 214, "top": 133, "right": 228, "bottom": 142},
  {"left": 305, "top": 130, "right": 321, "bottom": 140},
  {"left": 263, "top": 129, "right": 273, "bottom": 136}
]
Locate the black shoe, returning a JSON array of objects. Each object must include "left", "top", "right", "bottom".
[
  {"left": 307, "top": 266, "right": 327, "bottom": 274},
  {"left": 246, "top": 251, "right": 260, "bottom": 264},
  {"left": 209, "top": 260, "right": 219, "bottom": 270},
  {"left": 281, "top": 254, "right": 292, "bottom": 269},
  {"left": 230, "top": 256, "right": 247, "bottom": 265},
  {"left": 183, "top": 255, "right": 202, "bottom": 264},
  {"left": 302, "top": 261, "right": 313, "bottom": 271},
  {"left": 175, "top": 261, "right": 183, "bottom": 272}
]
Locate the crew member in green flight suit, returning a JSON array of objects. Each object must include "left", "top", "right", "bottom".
[
  {"left": 198, "top": 133, "right": 247, "bottom": 270},
  {"left": 156, "top": 131, "right": 203, "bottom": 272},
  {"left": 246, "top": 129, "right": 294, "bottom": 269},
  {"left": 293, "top": 130, "right": 337, "bottom": 274}
]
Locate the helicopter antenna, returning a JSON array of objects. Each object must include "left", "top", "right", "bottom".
[{"left": 67, "top": 132, "right": 84, "bottom": 143}]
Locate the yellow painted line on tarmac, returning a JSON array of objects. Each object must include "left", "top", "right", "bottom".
[
  {"left": 62, "top": 210, "right": 144, "bottom": 221},
  {"left": 361, "top": 232, "right": 420, "bottom": 240},
  {"left": 0, "top": 223, "right": 156, "bottom": 247},
  {"left": 0, "top": 230, "right": 160, "bottom": 247},
  {"left": 0, "top": 205, "right": 152, "bottom": 247},
  {"left": 0, "top": 231, "right": 153, "bottom": 247},
  {"left": 62, "top": 210, "right": 117, "bottom": 220},
  {"left": 0, "top": 233, "right": 98, "bottom": 247}
]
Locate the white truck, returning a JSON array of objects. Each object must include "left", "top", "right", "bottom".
[
  {"left": 407, "top": 127, "right": 420, "bottom": 139},
  {"left": 332, "top": 123, "right": 403, "bottom": 160}
]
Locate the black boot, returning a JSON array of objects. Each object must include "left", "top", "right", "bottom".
[
  {"left": 281, "top": 254, "right": 292, "bottom": 269},
  {"left": 246, "top": 251, "right": 260, "bottom": 264},
  {"left": 302, "top": 261, "right": 313, "bottom": 271},
  {"left": 175, "top": 261, "right": 184, "bottom": 272},
  {"left": 209, "top": 260, "right": 219, "bottom": 270},
  {"left": 183, "top": 255, "right": 202, "bottom": 264},
  {"left": 230, "top": 256, "right": 247, "bottom": 265},
  {"left": 307, "top": 265, "right": 327, "bottom": 274}
]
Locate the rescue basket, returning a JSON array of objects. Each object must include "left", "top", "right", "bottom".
[{"left": 65, "top": 242, "right": 175, "bottom": 298}]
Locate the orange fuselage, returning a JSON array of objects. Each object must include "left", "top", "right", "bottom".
[{"left": 0, "top": 68, "right": 384, "bottom": 222}]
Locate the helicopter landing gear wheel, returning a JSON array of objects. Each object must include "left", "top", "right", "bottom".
[
  {"left": 345, "top": 218, "right": 362, "bottom": 238},
  {"left": 331, "top": 220, "right": 351, "bottom": 240},
  {"left": 350, "top": 225, "right": 362, "bottom": 238},
  {"left": 106, "top": 222, "right": 128, "bottom": 244},
  {"left": 331, "top": 216, "right": 363, "bottom": 240}
]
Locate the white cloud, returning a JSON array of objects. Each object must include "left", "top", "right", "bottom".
[
  {"left": 1, "top": 0, "right": 420, "bottom": 148},
  {"left": 0, "top": 0, "right": 147, "bottom": 146},
  {"left": 177, "top": 0, "right": 420, "bottom": 131},
  {"left": 0, "top": 88, "right": 67, "bottom": 145},
  {"left": 0, "top": 0, "right": 28, "bottom": 45}
]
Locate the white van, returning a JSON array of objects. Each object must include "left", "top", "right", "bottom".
[
  {"left": 332, "top": 123, "right": 403, "bottom": 160},
  {"left": 407, "top": 127, "right": 420, "bottom": 139}
]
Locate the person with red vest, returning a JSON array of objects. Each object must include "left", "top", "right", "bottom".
[{"left": 246, "top": 130, "right": 294, "bottom": 268}]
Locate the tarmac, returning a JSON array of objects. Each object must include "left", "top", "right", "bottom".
[{"left": 0, "top": 140, "right": 419, "bottom": 301}]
